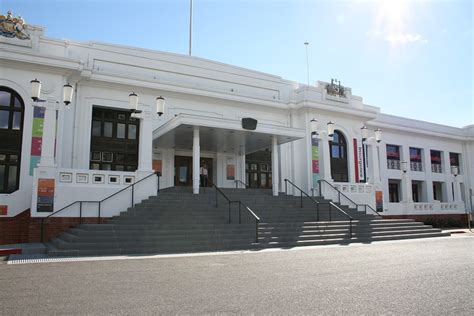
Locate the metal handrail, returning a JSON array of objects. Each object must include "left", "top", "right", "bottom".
[
  {"left": 234, "top": 179, "right": 249, "bottom": 189},
  {"left": 284, "top": 179, "right": 321, "bottom": 221},
  {"left": 212, "top": 183, "right": 260, "bottom": 243},
  {"left": 285, "top": 179, "right": 353, "bottom": 238},
  {"left": 318, "top": 179, "right": 382, "bottom": 217},
  {"left": 40, "top": 172, "right": 160, "bottom": 242}
]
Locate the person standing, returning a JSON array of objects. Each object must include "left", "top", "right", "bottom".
[{"left": 200, "top": 163, "right": 208, "bottom": 187}]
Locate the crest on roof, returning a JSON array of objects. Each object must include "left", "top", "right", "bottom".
[
  {"left": 326, "top": 78, "right": 347, "bottom": 98},
  {"left": 0, "top": 10, "right": 30, "bottom": 40}
]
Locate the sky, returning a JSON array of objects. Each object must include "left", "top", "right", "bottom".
[{"left": 3, "top": 0, "right": 473, "bottom": 127}]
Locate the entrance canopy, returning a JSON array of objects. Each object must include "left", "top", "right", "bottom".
[{"left": 153, "top": 114, "right": 306, "bottom": 154}]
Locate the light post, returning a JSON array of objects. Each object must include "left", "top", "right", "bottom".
[
  {"left": 310, "top": 118, "right": 337, "bottom": 196},
  {"left": 127, "top": 92, "right": 166, "bottom": 174},
  {"left": 360, "top": 125, "right": 382, "bottom": 183},
  {"left": 30, "top": 79, "right": 75, "bottom": 168}
]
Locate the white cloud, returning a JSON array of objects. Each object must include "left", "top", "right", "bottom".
[{"left": 367, "top": 30, "right": 427, "bottom": 45}]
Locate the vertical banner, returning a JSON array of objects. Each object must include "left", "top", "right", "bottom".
[
  {"left": 311, "top": 137, "right": 320, "bottom": 190},
  {"left": 37, "top": 178, "right": 55, "bottom": 212},
  {"left": 29, "top": 107, "right": 45, "bottom": 175},
  {"left": 226, "top": 164, "right": 235, "bottom": 180},
  {"left": 358, "top": 143, "right": 366, "bottom": 183},
  {"left": 353, "top": 139, "right": 359, "bottom": 183},
  {"left": 0, "top": 205, "right": 7, "bottom": 216},
  {"left": 375, "top": 190, "right": 383, "bottom": 212}
]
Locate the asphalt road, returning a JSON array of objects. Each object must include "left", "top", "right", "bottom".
[{"left": 1, "top": 236, "right": 473, "bottom": 315}]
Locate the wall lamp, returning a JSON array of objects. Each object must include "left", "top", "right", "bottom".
[
  {"left": 129, "top": 92, "right": 166, "bottom": 116},
  {"left": 30, "top": 79, "right": 74, "bottom": 107},
  {"left": 310, "top": 118, "right": 335, "bottom": 137}
]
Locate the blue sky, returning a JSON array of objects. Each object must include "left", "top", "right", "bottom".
[{"left": 3, "top": 0, "right": 473, "bottom": 127}]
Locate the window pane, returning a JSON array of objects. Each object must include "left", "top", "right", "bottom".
[
  {"left": 104, "top": 111, "right": 115, "bottom": 120},
  {"left": 10, "top": 155, "right": 18, "bottom": 162},
  {"left": 7, "top": 165, "right": 17, "bottom": 191},
  {"left": 90, "top": 163, "right": 100, "bottom": 170},
  {"left": 128, "top": 124, "right": 137, "bottom": 140},
  {"left": 115, "top": 165, "right": 124, "bottom": 171},
  {"left": 12, "top": 112, "right": 21, "bottom": 130},
  {"left": 0, "top": 110, "right": 8, "bottom": 129},
  {"left": 92, "top": 121, "right": 101, "bottom": 136},
  {"left": 102, "top": 152, "right": 113, "bottom": 162},
  {"left": 13, "top": 97, "right": 22, "bottom": 108},
  {"left": 117, "top": 123, "right": 126, "bottom": 139},
  {"left": 91, "top": 151, "right": 101, "bottom": 161},
  {"left": 102, "top": 164, "right": 112, "bottom": 170},
  {"left": 0, "top": 154, "right": 6, "bottom": 161},
  {"left": 115, "top": 153, "right": 125, "bottom": 163},
  {"left": 103, "top": 122, "right": 113, "bottom": 137},
  {"left": 0, "top": 91, "right": 11, "bottom": 106},
  {"left": 332, "top": 145, "right": 340, "bottom": 158},
  {"left": 0, "top": 165, "right": 5, "bottom": 190}
]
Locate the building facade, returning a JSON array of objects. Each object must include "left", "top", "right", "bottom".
[{"left": 1, "top": 13, "right": 473, "bottom": 244}]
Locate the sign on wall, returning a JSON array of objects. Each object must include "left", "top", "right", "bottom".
[
  {"left": 0, "top": 205, "right": 7, "bottom": 216},
  {"left": 37, "top": 178, "right": 55, "bottom": 212},
  {"left": 375, "top": 190, "right": 383, "bottom": 212},
  {"left": 226, "top": 164, "right": 235, "bottom": 180},
  {"left": 311, "top": 137, "right": 320, "bottom": 189},
  {"left": 29, "top": 107, "right": 45, "bottom": 175}
]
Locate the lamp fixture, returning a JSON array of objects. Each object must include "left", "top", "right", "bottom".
[
  {"left": 451, "top": 166, "right": 459, "bottom": 177},
  {"left": 361, "top": 125, "right": 368, "bottom": 141},
  {"left": 156, "top": 96, "right": 165, "bottom": 116},
  {"left": 30, "top": 79, "right": 74, "bottom": 107},
  {"left": 401, "top": 160, "right": 407, "bottom": 173},
  {"left": 327, "top": 121, "right": 335, "bottom": 137},
  {"left": 375, "top": 128, "right": 382, "bottom": 143},
  {"left": 310, "top": 118, "right": 318, "bottom": 135},
  {"left": 129, "top": 92, "right": 141, "bottom": 114}
]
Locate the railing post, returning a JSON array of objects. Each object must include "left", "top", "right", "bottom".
[
  {"left": 40, "top": 218, "right": 44, "bottom": 243},
  {"left": 255, "top": 219, "right": 259, "bottom": 243},
  {"left": 317, "top": 203, "right": 320, "bottom": 221},
  {"left": 365, "top": 204, "right": 367, "bottom": 214},
  {"left": 79, "top": 202, "right": 82, "bottom": 224},
  {"left": 300, "top": 191, "right": 303, "bottom": 208},
  {"left": 131, "top": 185, "right": 135, "bottom": 207},
  {"left": 318, "top": 180, "right": 322, "bottom": 197},
  {"left": 228, "top": 202, "right": 231, "bottom": 224},
  {"left": 239, "top": 202, "right": 242, "bottom": 224},
  {"left": 157, "top": 172, "right": 160, "bottom": 194},
  {"left": 285, "top": 179, "right": 287, "bottom": 195},
  {"left": 98, "top": 202, "right": 101, "bottom": 224},
  {"left": 349, "top": 218, "right": 353, "bottom": 238},
  {"left": 338, "top": 191, "right": 341, "bottom": 204},
  {"left": 329, "top": 203, "right": 332, "bottom": 221}
]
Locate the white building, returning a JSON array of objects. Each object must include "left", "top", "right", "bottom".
[{"left": 0, "top": 12, "right": 473, "bottom": 244}]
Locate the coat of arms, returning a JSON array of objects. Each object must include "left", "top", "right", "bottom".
[
  {"left": 325, "top": 78, "right": 346, "bottom": 98},
  {"left": 0, "top": 11, "right": 30, "bottom": 40}
]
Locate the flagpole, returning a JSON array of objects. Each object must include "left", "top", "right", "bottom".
[
  {"left": 189, "top": 0, "right": 193, "bottom": 56},
  {"left": 304, "top": 42, "right": 310, "bottom": 86}
]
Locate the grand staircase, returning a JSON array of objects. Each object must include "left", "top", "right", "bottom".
[{"left": 46, "top": 187, "right": 449, "bottom": 257}]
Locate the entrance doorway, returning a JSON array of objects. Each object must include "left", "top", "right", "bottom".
[
  {"left": 329, "top": 130, "right": 349, "bottom": 182},
  {"left": 245, "top": 151, "right": 272, "bottom": 189},
  {"left": 174, "top": 156, "right": 213, "bottom": 187}
]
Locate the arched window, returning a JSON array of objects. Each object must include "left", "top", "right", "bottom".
[
  {"left": 0, "top": 87, "right": 24, "bottom": 193},
  {"left": 329, "top": 130, "right": 348, "bottom": 182}
]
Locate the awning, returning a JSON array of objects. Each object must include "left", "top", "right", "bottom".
[{"left": 153, "top": 114, "right": 305, "bottom": 155}]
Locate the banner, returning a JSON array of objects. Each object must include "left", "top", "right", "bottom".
[
  {"left": 37, "top": 178, "right": 55, "bottom": 212},
  {"left": 153, "top": 159, "right": 162, "bottom": 175},
  {"left": 375, "top": 190, "right": 383, "bottom": 212},
  {"left": 0, "top": 205, "right": 7, "bottom": 216},
  {"left": 226, "top": 164, "right": 235, "bottom": 180},
  {"left": 353, "top": 139, "right": 359, "bottom": 183},
  {"left": 311, "top": 137, "right": 320, "bottom": 189},
  {"left": 29, "top": 107, "right": 45, "bottom": 175}
]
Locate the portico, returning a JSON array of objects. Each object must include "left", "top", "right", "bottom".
[{"left": 152, "top": 113, "right": 306, "bottom": 195}]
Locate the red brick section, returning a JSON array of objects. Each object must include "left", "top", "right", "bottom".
[{"left": 0, "top": 210, "right": 110, "bottom": 245}]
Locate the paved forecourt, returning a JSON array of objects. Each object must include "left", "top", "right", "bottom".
[{"left": 0, "top": 236, "right": 473, "bottom": 315}]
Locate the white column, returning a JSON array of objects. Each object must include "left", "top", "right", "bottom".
[
  {"left": 38, "top": 101, "right": 58, "bottom": 167},
  {"left": 137, "top": 112, "right": 153, "bottom": 173},
  {"left": 366, "top": 141, "right": 380, "bottom": 185},
  {"left": 453, "top": 177, "right": 463, "bottom": 202},
  {"left": 272, "top": 135, "right": 279, "bottom": 196},
  {"left": 401, "top": 173, "right": 413, "bottom": 203},
  {"left": 423, "top": 148, "right": 435, "bottom": 201},
  {"left": 320, "top": 134, "right": 332, "bottom": 182},
  {"left": 192, "top": 126, "right": 200, "bottom": 194}
]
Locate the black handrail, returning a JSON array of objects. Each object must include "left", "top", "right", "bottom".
[
  {"left": 234, "top": 179, "right": 249, "bottom": 189},
  {"left": 284, "top": 179, "right": 321, "bottom": 221},
  {"left": 285, "top": 179, "right": 353, "bottom": 238},
  {"left": 318, "top": 179, "right": 382, "bottom": 217},
  {"left": 40, "top": 172, "right": 160, "bottom": 242},
  {"left": 212, "top": 183, "right": 260, "bottom": 243}
]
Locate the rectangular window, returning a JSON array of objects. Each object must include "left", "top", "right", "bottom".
[
  {"left": 388, "top": 180, "right": 400, "bottom": 203},
  {"left": 0, "top": 165, "right": 5, "bottom": 190},
  {"left": 92, "top": 121, "right": 101, "bottom": 136},
  {"left": 0, "top": 110, "right": 9, "bottom": 129},
  {"left": 430, "top": 150, "right": 442, "bottom": 173},
  {"left": 117, "top": 123, "right": 126, "bottom": 139},
  {"left": 449, "top": 153, "right": 459, "bottom": 167},
  {"left": 386, "top": 145, "right": 401, "bottom": 170},
  {"left": 103, "top": 122, "right": 113, "bottom": 137},
  {"left": 410, "top": 147, "right": 423, "bottom": 171},
  {"left": 128, "top": 124, "right": 137, "bottom": 140},
  {"left": 12, "top": 112, "right": 21, "bottom": 130}
]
